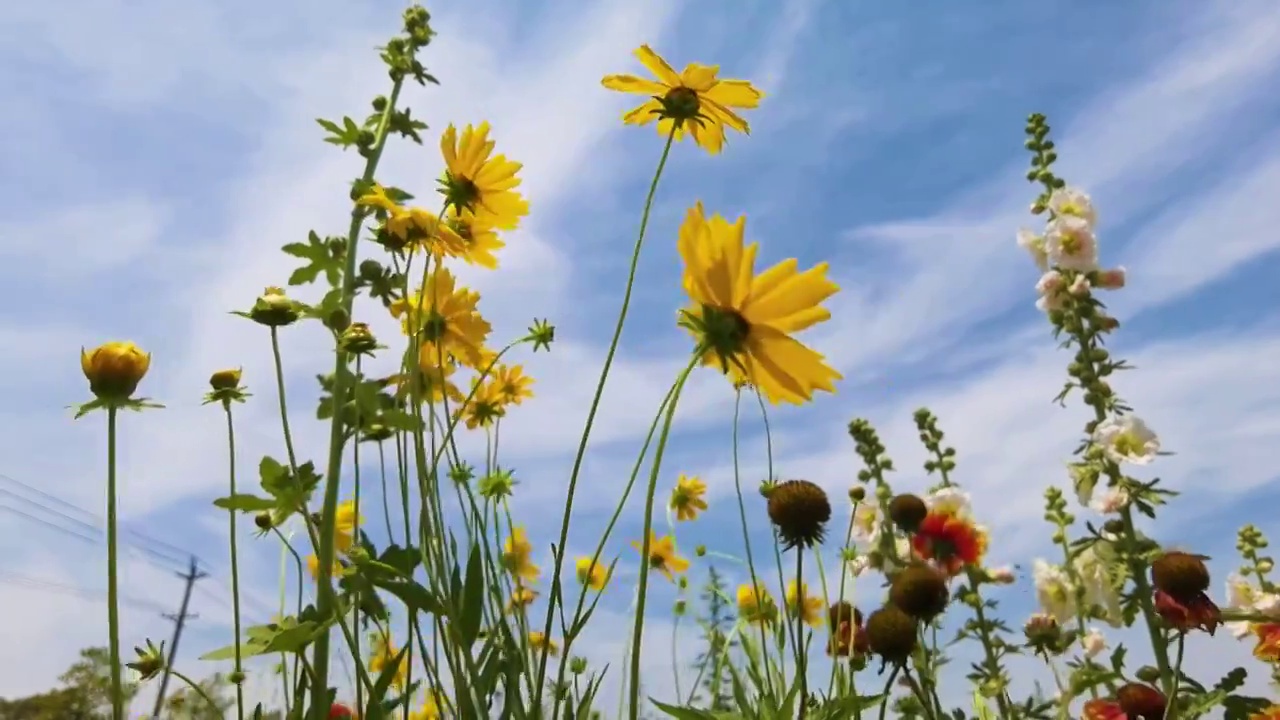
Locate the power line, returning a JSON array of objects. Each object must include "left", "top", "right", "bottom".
[{"left": 0, "top": 569, "right": 170, "bottom": 614}]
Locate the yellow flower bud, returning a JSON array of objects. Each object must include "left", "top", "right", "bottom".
[
  {"left": 81, "top": 341, "right": 151, "bottom": 402},
  {"left": 209, "top": 368, "right": 242, "bottom": 391}
]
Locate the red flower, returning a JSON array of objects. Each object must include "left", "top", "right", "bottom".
[
  {"left": 329, "top": 703, "right": 357, "bottom": 719},
  {"left": 1153, "top": 589, "right": 1220, "bottom": 635},
  {"left": 1083, "top": 699, "right": 1126, "bottom": 720},
  {"left": 911, "top": 511, "right": 987, "bottom": 576},
  {"left": 828, "top": 620, "right": 871, "bottom": 658},
  {"left": 1253, "top": 623, "right": 1280, "bottom": 663}
]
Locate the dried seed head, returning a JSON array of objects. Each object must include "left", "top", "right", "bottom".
[
  {"left": 767, "top": 479, "right": 832, "bottom": 550},
  {"left": 864, "top": 604, "right": 918, "bottom": 665},
  {"left": 888, "top": 493, "right": 928, "bottom": 533},
  {"left": 1116, "top": 683, "right": 1166, "bottom": 720},
  {"left": 1150, "top": 550, "right": 1210, "bottom": 602},
  {"left": 889, "top": 564, "right": 950, "bottom": 621}
]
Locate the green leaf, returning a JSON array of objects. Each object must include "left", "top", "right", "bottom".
[
  {"left": 282, "top": 230, "right": 342, "bottom": 286},
  {"left": 648, "top": 699, "right": 724, "bottom": 719},
  {"left": 316, "top": 116, "right": 361, "bottom": 148},
  {"left": 213, "top": 494, "right": 277, "bottom": 512},
  {"left": 363, "top": 643, "right": 410, "bottom": 720},
  {"left": 458, "top": 543, "right": 485, "bottom": 646},
  {"left": 372, "top": 578, "right": 444, "bottom": 616}
]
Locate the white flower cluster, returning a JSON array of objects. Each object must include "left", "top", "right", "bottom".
[
  {"left": 1224, "top": 573, "right": 1280, "bottom": 638},
  {"left": 1016, "top": 187, "right": 1126, "bottom": 313},
  {"left": 1032, "top": 544, "right": 1124, "bottom": 631}
]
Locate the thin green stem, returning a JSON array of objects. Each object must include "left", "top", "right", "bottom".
[
  {"left": 533, "top": 126, "right": 679, "bottom": 713},
  {"left": 795, "top": 549, "right": 807, "bottom": 719},
  {"left": 628, "top": 353, "right": 700, "bottom": 720},
  {"left": 171, "top": 669, "right": 222, "bottom": 715},
  {"left": 731, "top": 390, "right": 775, "bottom": 695},
  {"left": 1165, "top": 634, "right": 1185, "bottom": 720},
  {"left": 223, "top": 402, "right": 246, "bottom": 720},
  {"left": 105, "top": 405, "right": 123, "bottom": 720},
  {"left": 312, "top": 74, "right": 405, "bottom": 720},
  {"left": 270, "top": 327, "right": 299, "bottom": 473}
]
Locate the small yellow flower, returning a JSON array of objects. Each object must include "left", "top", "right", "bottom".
[
  {"left": 359, "top": 183, "right": 467, "bottom": 257},
  {"left": 737, "top": 582, "right": 777, "bottom": 625},
  {"left": 502, "top": 526, "right": 540, "bottom": 583},
  {"left": 439, "top": 122, "right": 529, "bottom": 230},
  {"left": 445, "top": 208, "right": 506, "bottom": 269},
  {"left": 334, "top": 499, "right": 362, "bottom": 554},
  {"left": 632, "top": 531, "right": 689, "bottom": 582},
  {"left": 785, "top": 580, "right": 824, "bottom": 627},
  {"left": 455, "top": 378, "right": 507, "bottom": 430},
  {"left": 576, "top": 556, "right": 609, "bottom": 591},
  {"left": 306, "top": 554, "right": 341, "bottom": 582},
  {"left": 669, "top": 474, "right": 708, "bottom": 522},
  {"left": 391, "top": 267, "right": 491, "bottom": 368},
  {"left": 677, "top": 203, "right": 841, "bottom": 405},
  {"left": 602, "top": 45, "right": 763, "bottom": 155},
  {"left": 81, "top": 341, "right": 151, "bottom": 402},
  {"left": 368, "top": 632, "right": 408, "bottom": 689},
  {"left": 490, "top": 364, "right": 535, "bottom": 407},
  {"left": 408, "top": 691, "right": 444, "bottom": 720},
  {"left": 209, "top": 368, "right": 242, "bottom": 391},
  {"left": 528, "top": 631, "right": 559, "bottom": 657},
  {"left": 509, "top": 585, "right": 538, "bottom": 612}
]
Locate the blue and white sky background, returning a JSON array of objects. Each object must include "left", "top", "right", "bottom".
[{"left": 2, "top": 0, "right": 1279, "bottom": 713}]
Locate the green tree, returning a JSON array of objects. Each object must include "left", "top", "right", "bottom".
[
  {"left": 161, "top": 671, "right": 234, "bottom": 719},
  {"left": 0, "top": 647, "right": 138, "bottom": 720}
]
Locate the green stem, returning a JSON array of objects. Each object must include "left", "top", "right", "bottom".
[
  {"left": 796, "top": 549, "right": 807, "bottom": 719},
  {"left": 270, "top": 327, "right": 299, "bottom": 473},
  {"left": 312, "top": 74, "right": 405, "bottom": 720},
  {"left": 1165, "top": 634, "right": 1184, "bottom": 720},
  {"left": 378, "top": 441, "right": 395, "bottom": 545},
  {"left": 731, "top": 390, "right": 775, "bottom": 696},
  {"left": 105, "top": 405, "right": 123, "bottom": 720},
  {"left": 223, "top": 403, "right": 246, "bottom": 720},
  {"left": 532, "top": 126, "right": 679, "bottom": 712},
  {"left": 171, "top": 669, "right": 222, "bottom": 715},
  {"left": 628, "top": 353, "right": 699, "bottom": 720}
]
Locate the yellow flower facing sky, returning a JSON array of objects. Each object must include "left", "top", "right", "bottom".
[
  {"left": 785, "top": 580, "right": 824, "bottom": 627},
  {"left": 81, "top": 341, "right": 152, "bottom": 402},
  {"left": 439, "top": 122, "right": 529, "bottom": 230},
  {"left": 602, "top": 45, "right": 763, "bottom": 155},
  {"left": 669, "top": 474, "right": 708, "bottom": 522},
  {"left": 502, "top": 526, "right": 540, "bottom": 583},
  {"left": 737, "top": 582, "right": 777, "bottom": 626},
  {"left": 391, "top": 267, "right": 491, "bottom": 369},
  {"left": 677, "top": 202, "right": 841, "bottom": 405},
  {"left": 576, "top": 556, "right": 610, "bottom": 591},
  {"left": 633, "top": 532, "right": 689, "bottom": 582}
]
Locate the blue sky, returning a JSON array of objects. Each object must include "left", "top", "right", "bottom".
[{"left": 2, "top": 0, "right": 1280, "bottom": 713}]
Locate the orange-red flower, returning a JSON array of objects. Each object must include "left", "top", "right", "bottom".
[
  {"left": 1082, "top": 699, "right": 1125, "bottom": 720},
  {"left": 1253, "top": 622, "right": 1280, "bottom": 663},
  {"left": 1249, "top": 703, "right": 1280, "bottom": 720},
  {"left": 1153, "top": 588, "right": 1221, "bottom": 635},
  {"left": 910, "top": 511, "right": 987, "bottom": 576}
]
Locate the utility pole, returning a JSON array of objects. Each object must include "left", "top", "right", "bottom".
[{"left": 152, "top": 556, "right": 208, "bottom": 717}]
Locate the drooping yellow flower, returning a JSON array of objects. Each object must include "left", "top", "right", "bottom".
[
  {"left": 358, "top": 183, "right": 466, "bottom": 257},
  {"left": 677, "top": 203, "right": 841, "bottom": 405},
  {"left": 306, "top": 554, "right": 341, "bottom": 582},
  {"left": 444, "top": 208, "right": 506, "bottom": 269},
  {"left": 390, "top": 267, "right": 491, "bottom": 368},
  {"left": 509, "top": 584, "right": 539, "bottom": 613},
  {"left": 333, "top": 499, "right": 362, "bottom": 554},
  {"left": 368, "top": 632, "right": 408, "bottom": 689},
  {"left": 576, "top": 556, "right": 610, "bottom": 591},
  {"left": 81, "top": 341, "right": 152, "bottom": 402},
  {"left": 785, "top": 580, "right": 824, "bottom": 627},
  {"left": 632, "top": 531, "right": 689, "bottom": 582},
  {"left": 490, "top": 364, "right": 535, "bottom": 407},
  {"left": 438, "top": 122, "right": 529, "bottom": 231},
  {"left": 601, "top": 45, "right": 763, "bottom": 155},
  {"left": 502, "top": 526, "right": 540, "bottom": 583},
  {"left": 669, "top": 474, "right": 708, "bottom": 522},
  {"left": 737, "top": 582, "right": 777, "bottom": 625},
  {"left": 528, "top": 631, "right": 559, "bottom": 656},
  {"left": 455, "top": 378, "right": 507, "bottom": 430}
]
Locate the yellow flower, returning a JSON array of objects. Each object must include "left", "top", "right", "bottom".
[
  {"left": 508, "top": 585, "right": 538, "bottom": 613},
  {"left": 677, "top": 203, "right": 841, "bottom": 405},
  {"left": 391, "top": 267, "right": 491, "bottom": 368},
  {"left": 306, "top": 554, "right": 341, "bottom": 582},
  {"left": 632, "top": 531, "right": 689, "bottom": 582},
  {"left": 368, "top": 632, "right": 408, "bottom": 689},
  {"left": 385, "top": 346, "right": 467, "bottom": 405},
  {"left": 669, "top": 474, "right": 708, "bottom": 522},
  {"left": 786, "top": 580, "right": 824, "bottom": 627},
  {"left": 439, "top": 122, "right": 529, "bottom": 231},
  {"left": 209, "top": 368, "right": 242, "bottom": 391},
  {"left": 81, "top": 341, "right": 152, "bottom": 402},
  {"left": 601, "top": 45, "right": 763, "bottom": 155},
  {"left": 359, "top": 183, "right": 467, "bottom": 257},
  {"left": 445, "top": 208, "right": 506, "bottom": 269},
  {"left": 408, "top": 691, "right": 444, "bottom": 720},
  {"left": 737, "top": 582, "right": 777, "bottom": 625},
  {"left": 528, "top": 631, "right": 559, "bottom": 656},
  {"left": 334, "top": 499, "right": 362, "bottom": 554},
  {"left": 502, "top": 526, "right": 540, "bottom": 583},
  {"left": 576, "top": 556, "right": 610, "bottom": 591},
  {"left": 490, "top": 364, "right": 535, "bottom": 407},
  {"left": 455, "top": 378, "right": 507, "bottom": 430}
]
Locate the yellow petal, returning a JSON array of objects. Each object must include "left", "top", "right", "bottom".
[
  {"left": 601, "top": 74, "right": 668, "bottom": 96},
  {"left": 703, "top": 80, "right": 764, "bottom": 109},
  {"left": 634, "top": 45, "right": 681, "bottom": 86},
  {"left": 679, "top": 63, "right": 720, "bottom": 92},
  {"left": 744, "top": 261, "right": 838, "bottom": 332}
]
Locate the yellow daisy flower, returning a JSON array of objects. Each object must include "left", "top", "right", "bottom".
[
  {"left": 737, "top": 582, "right": 778, "bottom": 625},
  {"left": 576, "top": 556, "right": 610, "bottom": 591},
  {"left": 490, "top": 364, "right": 535, "bottom": 407},
  {"left": 669, "top": 474, "right": 708, "bottom": 522},
  {"left": 508, "top": 584, "right": 539, "bottom": 613},
  {"left": 502, "top": 526, "right": 540, "bottom": 583},
  {"left": 391, "top": 267, "right": 491, "bottom": 369},
  {"left": 445, "top": 208, "right": 506, "bottom": 269},
  {"left": 438, "top": 122, "right": 529, "bottom": 230},
  {"left": 785, "top": 580, "right": 824, "bottom": 627},
  {"left": 358, "top": 183, "right": 466, "bottom": 256},
  {"left": 632, "top": 531, "right": 689, "bottom": 582},
  {"left": 677, "top": 202, "right": 841, "bottom": 405},
  {"left": 601, "top": 45, "right": 763, "bottom": 155},
  {"left": 455, "top": 378, "right": 507, "bottom": 430},
  {"left": 528, "top": 631, "right": 559, "bottom": 657}
]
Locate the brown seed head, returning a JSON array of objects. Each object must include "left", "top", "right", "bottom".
[
  {"left": 864, "top": 604, "right": 918, "bottom": 665},
  {"left": 888, "top": 493, "right": 928, "bottom": 533},
  {"left": 1116, "top": 683, "right": 1167, "bottom": 720},
  {"left": 1150, "top": 550, "right": 1210, "bottom": 602},
  {"left": 766, "top": 480, "right": 832, "bottom": 550},
  {"left": 889, "top": 564, "right": 950, "bottom": 621}
]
